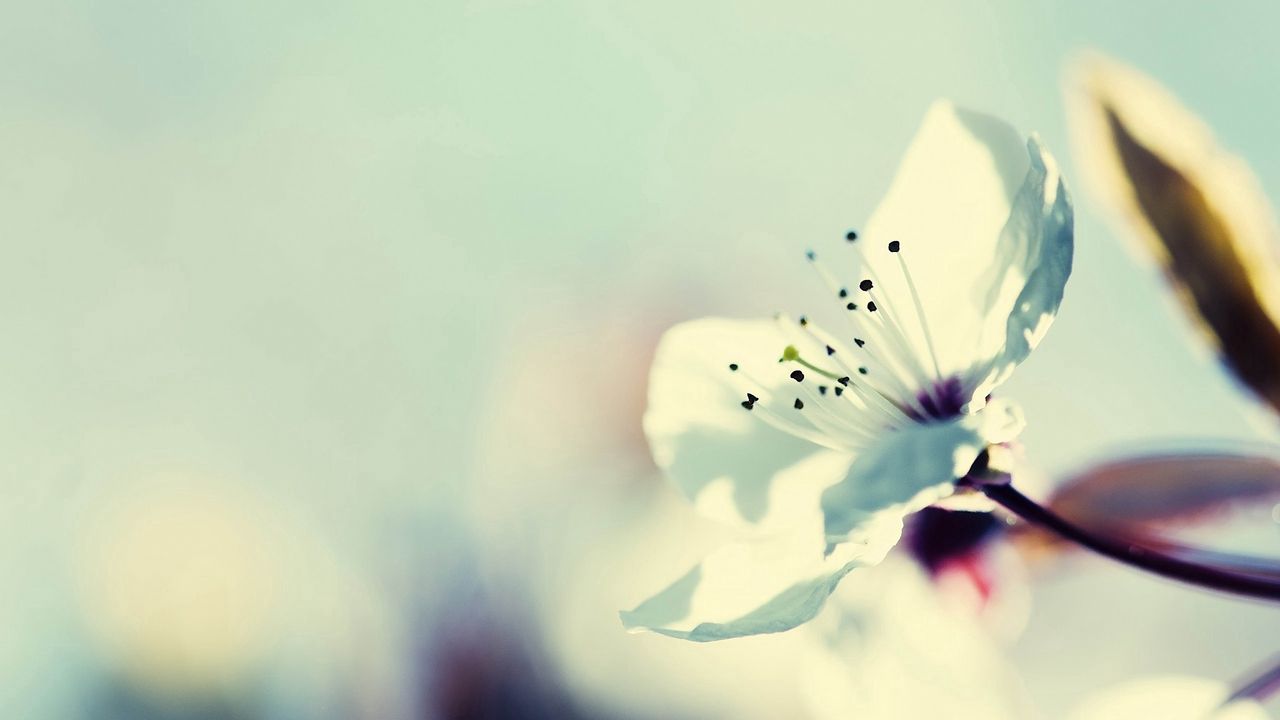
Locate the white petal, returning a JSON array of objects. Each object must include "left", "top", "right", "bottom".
[
  {"left": 1069, "top": 676, "right": 1270, "bottom": 720},
  {"left": 801, "top": 559, "right": 1032, "bottom": 720},
  {"left": 969, "top": 136, "right": 1075, "bottom": 400},
  {"left": 822, "top": 398, "right": 1025, "bottom": 547},
  {"left": 644, "top": 317, "right": 853, "bottom": 530},
  {"left": 861, "top": 101, "right": 1072, "bottom": 404},
  {"left": 619, "top": 514, "right": 903, "bottom": 641}
]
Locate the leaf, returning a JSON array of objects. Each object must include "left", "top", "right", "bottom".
[
  {"left": 1048, "top": 452, "right": 1280, "bottom": 532},
  {"left": 1068, "top": 53, "right": 1280, "bottom": 417}
]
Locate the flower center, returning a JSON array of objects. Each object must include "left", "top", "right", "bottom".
[
  {"left": 801, "top": 233, "right": 965, "bottom": 418},
  {"left": 726, "top": 231, "right": 970, "bottom": 450},
  {"left": 912, "top": 376, "right": 967, "bottom": 421}
]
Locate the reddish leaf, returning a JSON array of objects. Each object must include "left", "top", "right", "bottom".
[{"left": 1049, "top": 452, "right": 1280, "bottom": 532}]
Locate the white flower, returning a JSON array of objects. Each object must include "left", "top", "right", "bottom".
[
  {"left": 1069, "top": 676, "right": 1271, "bottom": 720},
  {"left": 800, "top": 557, "right": 1033, "bottom": 720},
  {"left": 621, "top": 101, "right": 1073, "bottom": 641}
]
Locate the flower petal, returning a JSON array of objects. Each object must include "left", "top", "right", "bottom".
[
  {"left": 861, "top": 101, "right": 1072, "bottom": 404},
  {"left": 822, "top": 398, "right": 1025, "bottom": 547},
  {"left": 1068, "top": 676, "right": 1269, "bottom": 720},
  {"left": 619, "top": 514, "right": 903, "bottom": 641},
  {"left": 801, "top": 558, "right": 1032, "bottom": 720},
  {"left": 969, "top": 137, "right": 1074, "bottom": 401},
  {"left": 644, "top": 317, "right": 852, "bottom": 530},
  {"left": 1068, "top": 52, "right": 1280, "bottom": 417}
]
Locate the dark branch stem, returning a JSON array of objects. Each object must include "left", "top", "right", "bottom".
[
  {"left": 1136, "top": 539, "right": 1280, "bottom": 580},
  {"left": 1225, "top": 653, "right": 1280, "bottom": 706},
  {"left": 980, "top": 482, "right": 1280, "bottom": 602}
]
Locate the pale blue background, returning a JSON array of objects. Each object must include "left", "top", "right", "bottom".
[{"left": 1, "top": 1, "right": 1277, "bottom": 717}]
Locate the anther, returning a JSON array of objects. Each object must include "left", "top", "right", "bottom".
[
  {"left": 729, "top": 363, "right": 739, "bottom": 371},
  {"left": 846, "top": 302, "right": 857, "bottom": 311},
  {"left": 867, "top": 301, "right": 878, "bottom": 312},
  {"left": 837, "top": 376, "right": 850, "bottom": 386},
  {"left": 825, "top": 345, "right": 835, "bottom": 356},
  {"left": 793, "top": 398, "right": 804, "bottom": 410},
  {"left": 818, "top": 385, "right": 828, "bottom": 395},
  {"left": 854, "top": 338, "right": 865, "bottom": 347},
  {"left": 838, "top": 288, "right": 848, "bottom": 298},
  {"left": 834, "top": 386, "right": 844, "bottom": 396},
  {"left": 858, "top": 367, "right": 868, "bottom": 375},
  {"left": 805, "top": 249, "right": 816, "bottom": 261},
  {"left": 846, "top": 230, "right": 858, "bottom": 241},
  {"left": 799, "top": 316, "right": 809, "bottom": 327},
  {"left": 859, "top": 279, "right": 874, "bottom": 291},
  {"left": 790, "top": 370, "right": 805, "bottom": 382},
  {"left": 888, "top": 240, "right": 900, "bottom": 253}
]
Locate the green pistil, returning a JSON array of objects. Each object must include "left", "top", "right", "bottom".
[{"left": 780, "top": 345, "right": 841, "bottom": 380}]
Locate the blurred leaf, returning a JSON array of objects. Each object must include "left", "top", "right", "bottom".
[
  {"left": 1069, "top": 53, "right": 1280, "bottom": 417},
  {"left": 1048, "top": 452, "right": 1280, "bottom": 532},
  {"left": 1010, "top": 452, "right": 1280, "bottom": 569}
]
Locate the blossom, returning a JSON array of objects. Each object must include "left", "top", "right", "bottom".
[
  {"left": 800, "top": 557, "right": 1032, "bottom": 720},
  {"left": 621, "top": 101, "right": 1073, "bottom": 641},
  {"left": 1068, "top": 676, "right": 1270, "bottom": 720},
  {"left": 469, "top": 293, "right": 817, "bottom": 719}
]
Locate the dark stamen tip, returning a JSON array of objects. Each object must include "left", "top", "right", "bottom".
[
  {"left": 805, "top": 249, "right": 816, "bottom": 261},
  {"left": 867, "top": 301, "right": 878, "bottom": 312},
  {"left": 888, "top": 240, "right": 901, "bottom": 253},
  {"left": 825, "top": 345, "right": 835, "bottom": 356},
  {"left": 793, "top": 398, "right": 804, "bottom": 410},
  {"left": 789, "top": 370, "right": 805, "bottom": 382},
  {"left": 838, "top": 288, "right": 848, "bottom": 298},
  {"left": 854, "top": 338, "right": 865, "bottom": 347},
  {"left": 834, "top": 386, "right": 844, "bottom": 396},
  {"left": 846, "top": 302, "right": 857, "bottom": 311},
  {"left": 858, "top": 367, "right": 868, "bottom": 375},
  {"left": 818, "top": 385, "right": 828, "bottom": 395},
  {"left": 838, "top": 376, "right": 850, "bottom": 386},
  {"left": 859, "top": 279, "right": 874, "bottom": 291},
  {"left": 728, "top": 363, "right": 739, "bottom": 371},
  {"left": 845, "top": 230, "right": 858, "bottom": 242}
]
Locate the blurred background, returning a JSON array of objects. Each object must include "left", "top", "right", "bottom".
[{"left": 1, "top": 1, "right": 1278, "bottom": 718}]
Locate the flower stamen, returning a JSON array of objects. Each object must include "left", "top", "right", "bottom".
[
  {"left": 725, "top": 364, "right": 859, "bottom": 450},
  {"left": 806, "top": 251, "right": 922, "bottom": 391},
  {"left": 780, "top": 330, "right": 914, "bottom": 428},
  {"left": 781, "top": 344, "right": 842, "bottom": 381},
  {"left": 779, "top": 346, "right": 891, "bottom": 437},
  {"left": 790, "top": 378, "right": 882, "bottom": 441},
  {"left": 798, "top": 239, "right": 970, "bottom": 424},
  {"left": 892, "top": 242, "right": 945, "bottom": 382},
  {"left": 832, "top": 244, "right": 937, "bottom": 393}
]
